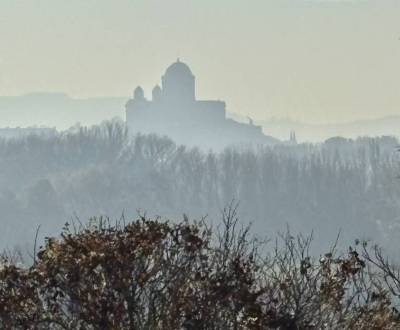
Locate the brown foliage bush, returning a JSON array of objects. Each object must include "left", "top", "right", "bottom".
[{"left": 1, "top": 208, "right": 400, "bottom": 329}]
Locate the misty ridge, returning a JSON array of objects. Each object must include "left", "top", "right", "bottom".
[
  {"left": 3, "top": 92, "right": 400, "bottom": 143},
  {"left": 1, "top": 119, "right": 400, "bottom": 257}
]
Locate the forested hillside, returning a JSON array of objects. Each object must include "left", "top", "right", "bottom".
[{"left": 1, "top": 120, "right": 400, "bottom": 253}]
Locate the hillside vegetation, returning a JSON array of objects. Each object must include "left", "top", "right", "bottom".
[{"left": 1, "top": 121, "right": 400, "bottom": 253}]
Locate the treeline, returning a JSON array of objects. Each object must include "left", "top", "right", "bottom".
[
  {"left": 0, "top": 120, "right": 400, "bottom": 252},
  {"left": 1, "top": 212, "right": 400, "bottom": 329}
]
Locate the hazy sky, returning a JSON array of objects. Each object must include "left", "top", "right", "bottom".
[{"left": 0, "top": 0, "right": 399, "bottom": 123}]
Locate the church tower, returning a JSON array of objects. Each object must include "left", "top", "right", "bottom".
[
  {"left": 289, "top": 130, "right": 297, "bottom": 145},
  {"left": 152, "top": 85, "right": 162, "bottom": 102},
  {"left": 134, "top": 86, "right": 145, "bottom": 101}
]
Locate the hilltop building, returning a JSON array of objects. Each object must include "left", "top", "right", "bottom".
[{"left": 126, "top": 60, "right": 277, "bottom": 149}]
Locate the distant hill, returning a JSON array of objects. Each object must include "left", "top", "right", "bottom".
[
  {"left": 1, "top": 93, "right": 400, "bottom": 143},
  {"left": 0, "top": 93, "right": 127, "bottom": 129},
  {"left": 0, "top": 93, "right": 279, "bottom": 149},
  {"left": 257, "top": 116, "right": 400, "bottom": 143}
]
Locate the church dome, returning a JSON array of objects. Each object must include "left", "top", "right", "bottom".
[
  {"left": 162, "top": 59, "right": 196, "bottom": 102},
  {"left": 164, "top": 60, "right": 193, "bottom": 79}
]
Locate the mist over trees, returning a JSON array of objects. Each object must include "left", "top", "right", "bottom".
[{"left": 1, "top": 120, "right": 400, "bottom": 254}]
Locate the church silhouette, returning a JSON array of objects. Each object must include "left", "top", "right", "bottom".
[{"left": 126, "top": 60, "right": 277, "bottom": 149}]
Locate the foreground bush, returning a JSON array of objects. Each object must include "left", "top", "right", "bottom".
[{"left": 1, "top": 209, "right": 400, "bottom": 329}]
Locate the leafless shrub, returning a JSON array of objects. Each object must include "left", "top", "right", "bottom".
[{"left": 1, "top": 210, "right": 399, "bottom": 329}]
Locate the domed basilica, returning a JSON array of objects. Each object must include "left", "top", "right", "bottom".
[{"left": 126, "top": 60, "right": 277, "bottom": 149}]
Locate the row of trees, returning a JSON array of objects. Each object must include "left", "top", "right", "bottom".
[
  {"left": 1, "top": 210, "right": 400, "bottom": 329},
  {"left": 0, "top": 120, "right": 399, "bottom": 253}
]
